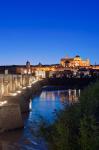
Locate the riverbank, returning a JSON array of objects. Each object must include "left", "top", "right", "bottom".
[
  {"left": 46, "top": 77, "right": 97, "bottom": 89},
  {"left": 41, "top": 81, "right": 99, "bottom": 150}
]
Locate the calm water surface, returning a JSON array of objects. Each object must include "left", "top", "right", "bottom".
[{"left": 0, "top": 89, "right": 80, "bottom": 150}]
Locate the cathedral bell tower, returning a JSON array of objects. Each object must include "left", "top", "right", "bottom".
[{"left": 26, "top": 61, "right": 31, "bottom": 74}]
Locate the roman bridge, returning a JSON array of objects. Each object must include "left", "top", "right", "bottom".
[
  {"left": 0, "top": 74, "right": 42, "bottom": 132},
  {"left": 0, "top": 74, "right": 34, "bottom": 98}
]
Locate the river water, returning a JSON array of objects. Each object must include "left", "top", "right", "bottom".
[{"left": 0, "top": 89, "right": 80, "bottom": 150}]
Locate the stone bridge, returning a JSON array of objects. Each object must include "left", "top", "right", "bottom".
[
  {"left": 0, "top": 74, "right": 34, "bottom": 98},
  {"left": 0, "top": 74, "right": 39, "bottom": 132}
]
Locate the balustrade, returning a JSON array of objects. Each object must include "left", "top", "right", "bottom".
[{"left": 0, "top": 74, "right": 34, "bottom": 99}]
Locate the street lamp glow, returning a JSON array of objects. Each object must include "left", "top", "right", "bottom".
[
  {"left": 9, "top": 92, "right": 18, "bottom": 96},
  {"left": 17, "top": 90, "right": 22, "bottom": 94},
  {"left": 27, "top": 85, "right": 32, "bottom": 88},
  {"left": 22, "top": 87, "right": 27, "bottom": 89},
  {"left": 0, "top": 100, "right": 7, "bottom": 106}
]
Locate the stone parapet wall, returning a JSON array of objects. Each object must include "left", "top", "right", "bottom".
[{"left": 0, "top": 104, "right": 23, "bottom": 132}]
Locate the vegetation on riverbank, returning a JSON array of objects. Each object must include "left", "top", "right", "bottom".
[{"left": 41, "top": 81, "right": 99, "bottom": 150}]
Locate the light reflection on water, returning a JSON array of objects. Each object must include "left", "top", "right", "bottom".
[{"left": 0, "top": 89, "right": 80, "bottom": 150}]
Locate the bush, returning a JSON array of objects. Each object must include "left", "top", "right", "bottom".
[{"left": 41, "top": 81, "right": 99, "bottom": 150}]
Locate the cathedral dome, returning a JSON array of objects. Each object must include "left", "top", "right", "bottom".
[{"left": 75, "top": 55, "right": 80, "bottom": 58}]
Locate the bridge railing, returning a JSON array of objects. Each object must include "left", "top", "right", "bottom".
[{"left": 0, "top": 74, "right": 35, "bottom": 98}]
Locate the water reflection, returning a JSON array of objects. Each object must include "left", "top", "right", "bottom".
[
  {"left": 0, "top": 89, "right": 80, "bottom": 150},
  {"left": 40, "top": 89, "right": 80, "bottom": 104}
]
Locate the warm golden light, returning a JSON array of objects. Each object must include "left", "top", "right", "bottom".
[
  {"left": 22, "top": 87, "right": 27, "bottom": 89},
  {"left": 27, "top": 85, "right": 32, "bottom": 88},
  {"left": 0, "top": 100, "right": 7, "bottom": 106},
  {"left": 9, "top": 92, "right": 18, "bottom": 96},
  {"left": 17, "top": 90, "right": 22, "bottom": 94}
]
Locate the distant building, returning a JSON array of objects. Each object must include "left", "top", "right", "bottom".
[
  {"left": 35, "top": 70, "right": 49, "bottom": 79},
  {"left": 0, "top": 55, "right": 93, "bottom": 79},
  {"left": 92, "top": 65, "right": 99, "bottom": 70},
  {"left": 60, "top": 55, "right": 90, "bottom": 68}
]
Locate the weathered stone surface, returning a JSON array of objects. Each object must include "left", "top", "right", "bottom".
[
  {"left": 0, "top": 79, "right": 48, "bottom": 133},
  {"left": 0, "top": 104, "right": 23, "bottom": 132}
]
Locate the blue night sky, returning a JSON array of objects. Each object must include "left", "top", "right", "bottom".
[{"left": 0, "top": 0, "right": 99, "bottom": 65}]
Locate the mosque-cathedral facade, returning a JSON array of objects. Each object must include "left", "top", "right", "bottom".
[{"left": 60, "top": 55, "right": 90, "bottom": 68}]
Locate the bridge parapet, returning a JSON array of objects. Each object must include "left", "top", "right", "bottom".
[{"left": 0, "top": 74, "right": 34, "bottom": 98}]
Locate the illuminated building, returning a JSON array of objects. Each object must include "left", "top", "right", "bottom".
[
  {"left": 60, "top": 55, "right": 90, "bottom": 68},
  {"left": 0, "top": 54, "right": 98, "bottom": 79},
  {"left": 92, "top": 65, "right": 99, "bottom": 70}
]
